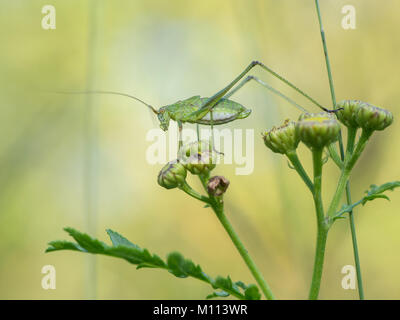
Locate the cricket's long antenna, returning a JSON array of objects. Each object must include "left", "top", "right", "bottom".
[{"left": 55, "top": 90, "right": 158, "bottom": 114}]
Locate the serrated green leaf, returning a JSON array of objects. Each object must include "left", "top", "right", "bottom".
[
  {"left": 366, "top": 181, "right": 400, "bottom": 195},
  {"left": 47, "top": 228, "right": 261, "bottom": 300},
  {"left": 206, "top": 291, "right": 230, "bottom": 299},
  {"left": 362, "top": 194, "right": 390, "bottom": 205},
  {"left": 45, "top": 240, "right": 84, "bottom": 253},
  {"left": 244, "top": 284, "right": 262, "bottom": 300},
  {"left": 64, "top": 227, "right": 107, "bottom": 253},
  {"left": 333, "top": 181, "right": 400, "bottom": 220},
  {"left": 235, "top": 281, "right": 247, "bottom": 290},
  {"left": 106, "top": 229, "right": 137, "bottom": 248}
]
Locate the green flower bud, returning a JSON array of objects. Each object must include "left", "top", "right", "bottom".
[
  {"left": 355, "top": 103, "right": 393, "bottom": 132},
  {"left": 298, "top": 112, "right": 335, "bottom": 121},
  {"left": 157, "top": 160, "right": 187, "bottom": 189},
  {"left": 207, "top": 176, "right": 230, "bottom": 197},
  {"left": 296, "top": 113, "right": 340, "bottom": 150},
  {"left": 336, "top": 100, "right": 365, "bottom": 128},
  {"left": 262, "top": 119, "right": 299, "bottom": 154},
  {"left": 178, "top": 140, "right": 217, "bottom": 175}
]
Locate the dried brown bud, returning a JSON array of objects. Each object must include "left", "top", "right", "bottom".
[{"left": 207, "top": 176, "right": 230, "bottom": 197}]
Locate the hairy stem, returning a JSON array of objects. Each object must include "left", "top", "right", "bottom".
[{"left": 309, "top": 148, "right": 329, "bottom": 299}]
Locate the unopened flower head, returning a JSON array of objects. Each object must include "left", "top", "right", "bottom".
[
  {"left": 355, "top": 103, "right": 393, "bottom": 132},
  {"left": 336, "top": 100, "right": 365, "bottom": 128},
  {"left": 178, "top": 140, "right": 217, "bottom": 175},
  {"left": 262, "top": 119, "right": 299, "bottom": 154},
  {"left": 207, "top": 176, "right": 230, "bottom": 197},
  {"left": 296, "top": 112, "right": 340, "bottom": 150},
  {"left": 157, "top": 160, "right": 187, "bottom": 189}
]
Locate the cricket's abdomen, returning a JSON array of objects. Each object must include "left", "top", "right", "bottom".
[
  {"left": 196, "top": 98, "right": 251, "bottom": 125},
  {"left": 166, "top": 96, "right": 251, "bottom": 125}
]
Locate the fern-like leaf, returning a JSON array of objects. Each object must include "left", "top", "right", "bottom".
[{"left": 46, "top": 228, "right": 261, "bottom": 300}]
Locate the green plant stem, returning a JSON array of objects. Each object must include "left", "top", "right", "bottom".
[
  {"left": 326, "top": 168, "right": 351, "bottom": 219},
  {"left": 327, "top": 144, "right": 343, "bottom": 168},
  {"left": 180, "top": 181, "right": 211, "bottom": 204},
  {"left": 315, "top": 0, "right": 336, "bottom": 107},
  {"left": 343, "top": 127, "right": 364, "bottom": 299},
  {"left": 197, "top": 174, "right": 274, "bottom": 300},
  {"left": 286, "top": 151, "right": 314, "bottom": 193},
  {"left": 315, "top": 0, "right": 365, "bottom": 299},
  {"left": 326, "top": 130, "right": 372, "bottom": 220},
  {"left": 212, "top": 202, "right": 275, "bottom": 300},
  {"left": 309, "top": 148, "right": 329, "bottom": 299},
  {"left": 346, "top": 130, "right": 372, "bottom": 171}
]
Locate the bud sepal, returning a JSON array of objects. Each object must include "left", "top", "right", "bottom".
[
  {"left": 262, "top": 119, "right": 299, "bottom": 155},
  {"left": 178, "top": 140, "right": 217, "bottom": 175},
  {"left": 157, "top": 160, "right": 187, "bottom": 189}
]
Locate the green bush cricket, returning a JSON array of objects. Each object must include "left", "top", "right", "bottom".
[{"left": 61, "top": 60, "right": 336, "bottom": 151}]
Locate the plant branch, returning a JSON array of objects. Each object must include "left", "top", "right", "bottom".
[
  {"left": 327, "top": 144, "right": 343, "bottom": 168},
  {"left": 286, "top": 151, "right": 314, "bottom": 193},
  {"left": 180, "top": 181, "right": 211, "bottom": 204}
]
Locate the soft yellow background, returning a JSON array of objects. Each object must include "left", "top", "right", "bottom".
[{"left": 0, "top": 0, "right": 399, "bottom": 299}]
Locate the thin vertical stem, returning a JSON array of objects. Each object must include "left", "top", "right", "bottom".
[
  {"left": 345, "top": 128, "right": 364, "bottom": 299},
  {"left": 309, "top": 148, "right": 328, "bottom": 299},
  {"left": 314, "top": 0, "right": 364, "bottom": 299},
  {"left": 84, "top": 0, "right": 100, "bottom": 300},
  {"left": 314, "top": 0, "right": 336, "bottom": 107}
]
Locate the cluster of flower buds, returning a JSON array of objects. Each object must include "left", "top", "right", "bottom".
[
  {"left": 336, "top": 100, "right": 393, "bottom": 132},
  {"left": 178, "top": 140, "right": 217, "bottom": 175},
  {"left": 263, "top": 113, "right": 341, "bottom": 154},
  {"left": 158, "top": 140, "right": 219, "bottom": 191},
  {"left": 262, "top": 120, "right": 299, "bottom": 155},
  {"left": 295, "top": 112, "right": 341, "bottom": 150}
]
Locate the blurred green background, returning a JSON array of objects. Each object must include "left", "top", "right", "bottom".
[{"left": 0, "top": 0, "right": 399, "bottom": 299}]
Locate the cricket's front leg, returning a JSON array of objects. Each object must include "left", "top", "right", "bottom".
[{"left": 177, "top": 121, "right": 183, "bottom": 152}]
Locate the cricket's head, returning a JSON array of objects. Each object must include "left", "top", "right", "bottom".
[{"left": 157, "top": 108, "right": 170, "bottom": 131}]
